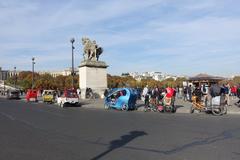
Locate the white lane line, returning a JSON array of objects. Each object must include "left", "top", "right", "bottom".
[
  {"left": 0, "top": 112, "right": 16, "bottom": 120},
  {"left": 0, "top": 111, "right": 41, "bottom": 130}
]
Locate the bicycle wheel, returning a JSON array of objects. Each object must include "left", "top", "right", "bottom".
[
  {"left": 190, "top": 105, "right": 194, "bottom": 113},
  {"left": 211, "top": 106, "right": 223, "bottom": 116}
]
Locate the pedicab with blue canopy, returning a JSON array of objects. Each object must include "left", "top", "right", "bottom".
[{"left": 104, "top": 88, "right": 138, "bottom": 110}]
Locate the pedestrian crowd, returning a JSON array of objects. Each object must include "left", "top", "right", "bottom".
[
  {"left": 178, "top": 83, "right": 240, "bottom": 107},
  {"left": 141, "top": 85, "right": 176, "bottom": 108}
]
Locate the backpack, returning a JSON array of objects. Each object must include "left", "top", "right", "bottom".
[{"left": 210, "top": 85, "right": 221, "bottom": 97}]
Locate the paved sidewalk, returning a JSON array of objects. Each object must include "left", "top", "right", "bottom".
[
  {"left": 1, "top": 95, "right": 240, "bottom": 114},
  {"left": 79, "top": 97, "right": 240, "bottom": 114}
]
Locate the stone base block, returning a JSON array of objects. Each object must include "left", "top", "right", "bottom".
[{"left": 79, "top": 60, "right": 108, "bottom": 99}]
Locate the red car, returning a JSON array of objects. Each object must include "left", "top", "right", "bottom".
[{"left": 26, "top": 89, "right": 38, "bottom": 102}]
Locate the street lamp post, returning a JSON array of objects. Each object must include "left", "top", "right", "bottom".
[
  {"left": 14, "top": 66, "right": 16, "bottom": 88},
  {"left": 32, "top": 57, "right": 35, "bottom": 89},
  {"left": 70, "top": 38, "right": 75, "bottom": 89}
]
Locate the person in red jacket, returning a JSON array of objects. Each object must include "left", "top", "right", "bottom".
[
  {"left": 235, "top": 85, "right": 240, "bottom": 106},
  {"left": 165, "top": 87, "right": 174, "bottom": 98},
  {"left": 164, "top": 86, "right": 176, "bottom": 107}
]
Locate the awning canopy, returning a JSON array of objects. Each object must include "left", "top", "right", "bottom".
[{"left": 188, "top": 73, "right": 225, "bottom": 84}]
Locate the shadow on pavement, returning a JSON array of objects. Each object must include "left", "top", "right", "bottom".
[
  {"left": 121, "top": 128, "right": 238, "bottom": 155},
  {"left": 175, "top": 105, "right": 184, "bottom": 112},
  {"left": 62, "top": 103, "right": 82, "bottom": 108},
  {"left": 175, "top": 105, "right": 184, "bottom": 109},
  {"left": 136, "top": 103, "right": 145, "bottom": 109},
  {"left": 79, "top": 101, "right": 91, "bottom": 106},
  {"left": 88, "top": 128, "right": 239, "bottom": 158},
  {"left": 90, "top": 131, "right": 147, "bottom": 160}
]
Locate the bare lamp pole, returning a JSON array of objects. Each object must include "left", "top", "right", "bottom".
[
  {"left": 14, "top": 66, "right": 16, "bottom": 88},
  {"left": 32, "top": 57, "right": 35, "bottom": 89},
  {"left": 70, "top": 38, "right": 75, "bottom": 89}
]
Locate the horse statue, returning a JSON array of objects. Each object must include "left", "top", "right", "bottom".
[{"left": 82, "top": 37, "right": 103, "bottom": 61}]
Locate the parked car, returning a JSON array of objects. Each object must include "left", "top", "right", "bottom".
[
  {"left": 57, "top": 89, "right": 79, "bottom": 107},
  {"left": 6, "top": 89, "right": 20, "bottom": 99},
  {"left": 42, "top": 90, "right": 56, "bottom": 103},
  {"left": 26, "top": 89, "right": 38, "bottom": 102}
]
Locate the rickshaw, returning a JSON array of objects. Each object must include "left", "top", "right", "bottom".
[
  {"left": 162, "top": 96, "right": 176, "bottom": 113},
  {"left": 6, "top": 89, "right": 20, "bottom": 99},
  {"left": 26, "top": 89, "right": 38, "bottom": 102},
  {"left": 144, "top": 87, "right": 176, "bottom": 113},
  {"left": 42, "top": 90, "right": 56, "bottom": 103},
  {"left": 104, "top": 88, "right": 137, "bottom": 111},
  {"left": 190, "top": 95, "right": 227, "bottom": 116},
  {"left": 161, "top": 87, "right": 176, "bottom": 113},
  {"left": 57, "top": 89, "right": 79, "bottom": 107}
]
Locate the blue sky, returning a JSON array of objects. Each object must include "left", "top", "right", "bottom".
[{"left": 0, "top": 0, "right": 240, "bottom": 77}]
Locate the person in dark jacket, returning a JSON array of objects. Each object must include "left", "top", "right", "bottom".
[
  {"left": 104, "top": 89, "right": 109, "bottom": 97},
  {"left": 183, "top": 87, "right": 187, "bottom": 101},
  {"left": 187, "top": 85, "right": 192, "bottom": 102},
  {"left": 192, "top": 85, "right": 203, "bottom": 102}
]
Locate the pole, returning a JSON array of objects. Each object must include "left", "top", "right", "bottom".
[
  {"left": 14, "top": 66, "right": 16, "bottom": 88},
  {"left": 32, "top": 57, "right": 35, "bottom": 89},
  {"left": 70, "top": 38, "right": 75, "bottom": 89}
]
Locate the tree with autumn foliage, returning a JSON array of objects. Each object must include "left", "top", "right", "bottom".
[
  {"left": 107, "top": 74, "right": 187, "bottom": 89},
  {"left": 6, "top": 71, "right": 79, "bottom": 91}
]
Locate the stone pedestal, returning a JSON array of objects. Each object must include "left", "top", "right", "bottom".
[{"left": 79, "top": 60, "right": 108, "bottom": 99}]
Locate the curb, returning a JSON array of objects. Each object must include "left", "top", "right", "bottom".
[{"left": 3, "top": 97, "right": 240, "bottom": 115}]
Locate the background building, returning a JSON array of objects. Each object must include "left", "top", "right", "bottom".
[
  {"left": 0, "top": 67, "right": 9, "bottom": 81},
  {"left": 122, "top": 71, "right": 182, "bottom": 81},
  {"left": 38, "top": 67, "right": 79, "bottom": 77}
]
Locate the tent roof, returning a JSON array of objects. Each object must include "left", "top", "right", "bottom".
[{"left": 188, "top": 73, "right": 225, "bottom": 81}]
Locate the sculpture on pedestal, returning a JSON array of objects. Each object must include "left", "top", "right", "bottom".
[
  {"left": 79, "top": 37, "right": 108, "bottom": 99},
  {"left": 82, "top": 37, "right": 103, "bottom": 61}
]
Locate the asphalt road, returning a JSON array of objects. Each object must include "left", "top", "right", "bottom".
[{"left": 0, "top": 98, "right": 240, "bottom": 160}]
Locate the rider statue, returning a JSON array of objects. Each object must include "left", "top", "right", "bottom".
[{"left": 82, "top": 37, "right": 103, "bottom": 61}]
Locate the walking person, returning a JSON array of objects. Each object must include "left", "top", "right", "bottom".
[
  {"left": 183, "top": 87, "right": 187, "bottom": 101},
  {"left": 187, "top": 85, "right": 192, "bottom": 102}
]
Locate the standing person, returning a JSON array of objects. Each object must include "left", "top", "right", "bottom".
[
  {"left": 142, "top": 85, "right": 149, "bottom": 107},
  {"left": 234, "top": 84, "right": 240, "bottom": 106},
  {"left": 152, "top": 86, "right": 160, "bottom": 105},
  {"left": 172, "top": 87, "right": 177, "bottom": 106},
  {"left": 157, "top": 87, "right": 163, "bottom": 102},
  {"left": 201, "top": 84, "right": 208, "bottom": 106},
  {"left": 209, "top": 83, "right": 222, "bottom": 105},
  {"left": 104, "top": 89, "right": 109, "bottom": 98},
  {"left": 187, "top": 85, "right": 192, "bottom": 102},
  {"left": 183, "top": 87, "right": 187, "bottom": 101},
  {"left": 77, "top": 88, "right": 81, "bottom": 97},
  {"left": 224, "top": 84, "right": 230, "bottom": 106},
  {"left": 192, "top": 85, "right": 203, "bottom": 103},
  {"left": 176, "top": 86, "right": 180, "bottom": 99},
  {"left": 164, "top": 86, "right": 175, "bottom": 107},
  {"left": 231, "top": 85, "right": 237, "bottom": 99},
  {"left": 179, "top": 87, "right": 183, "bottom": 99}
]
